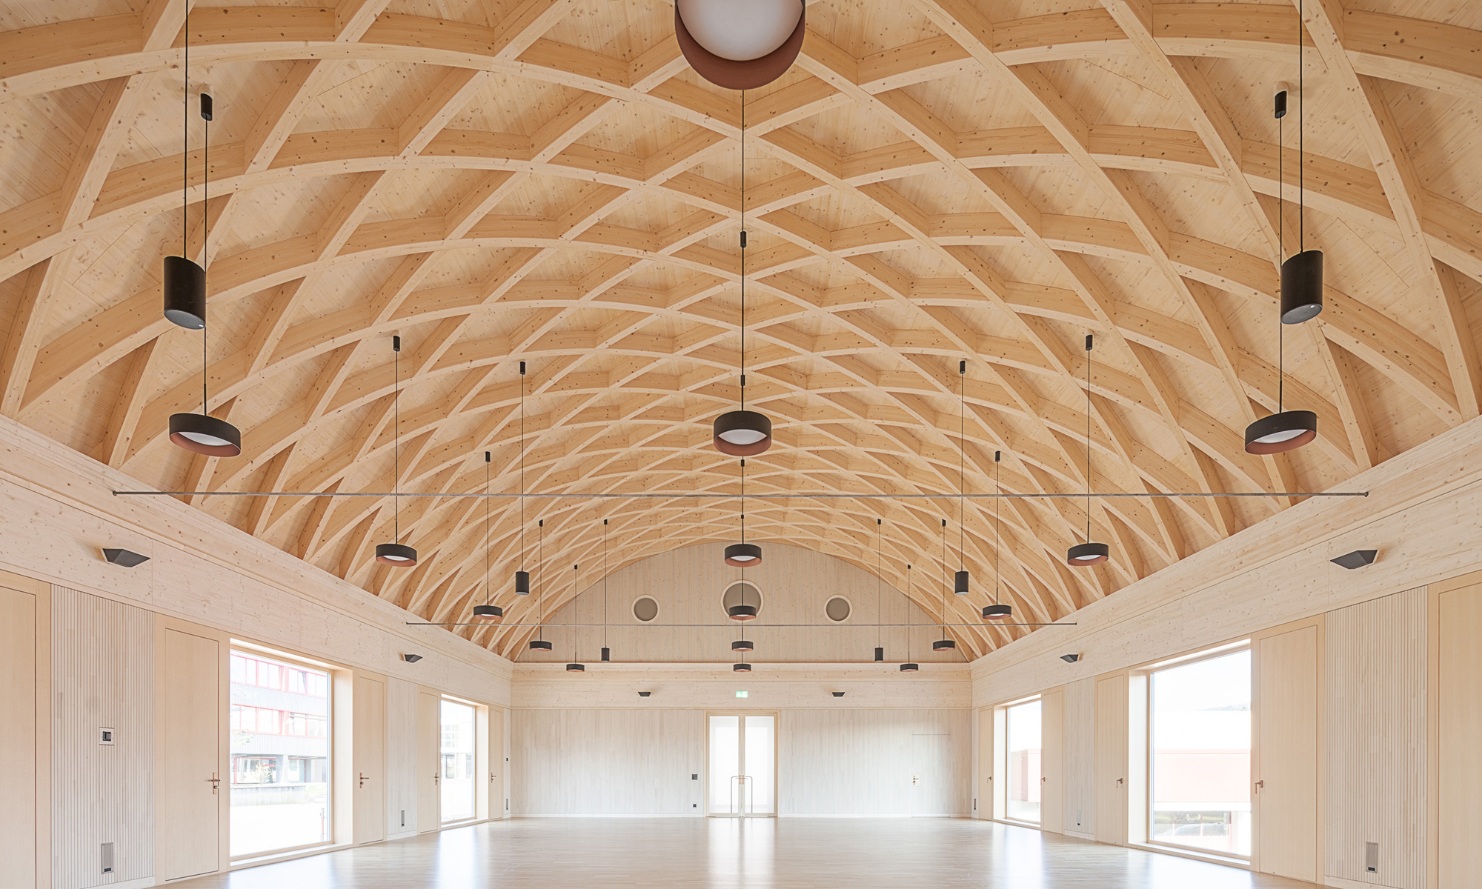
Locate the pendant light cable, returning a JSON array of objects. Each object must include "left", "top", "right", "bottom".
[
  {"left": 1279, "top": 93, "right": 1286, "bottom": 412},
  {"left": 181, "top": 0, "right": 189, "bottom": 259},
  {"left": 906, "top": 563, "right": 913, "bottom": 663},
  {"left": 1299, "top": 0, "right": 1305, "bottom": 253},
  {"left": 876, "top": 517, "right": 883, "bottom": 652},
  {"left": 959, "top": 360, "right": 966, "bottom": 573},
  {"left": 537, "top": 518, "right": 544, "bottom": 643},
  {"left": 201, "top": 92, "right": 209, "bottom": 416},
  {"left": 520, "top": 361, "right": 527, "bottom": 571},
  {"left": 484, "top": 451, "right": 491, "bottom": 607},
  {"left": 602, "top": 519, "right": 608, "bottom": 653},
  {"left": 740, "top": 90, "right": 746, "bottom": 411},
  {"left": 572, "top": 562, "right": 579, "bottom": 664},
  {"left": 393, "top": 336, "right": 401, "bottom": 543},
  {"left": 1084, "top": 335, "right": 1093, "bottom": 543},
  {"left": 940, "top": 518, "right": 948, "bottom": 638},
  {"left": 994, "top": 451, "right": 1002, "bottom": 606}
]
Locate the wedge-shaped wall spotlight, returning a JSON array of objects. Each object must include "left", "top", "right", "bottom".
[
  {"left": 1331, "top": 549, "right": 1378, "bottom": 570},
  {"left": 102, "top": 548, "right": 149, "bottom": 568},
  {"left": 401, "top": 653, "right": 423, "bottom": 664},
  {"left": 1060, "top": 653, "right": 1081, "bottom": 664}
]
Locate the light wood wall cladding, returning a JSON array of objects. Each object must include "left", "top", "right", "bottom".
[
  {"left": 51, "top": 586, "right": 155, "bottom": 888},
  {"left": 525, "top": 542, "right": 965, "bottom": 664},
  {"left": 2, "top": 1, "right": 1480, "bottom": 662},
  {"left": 384, "top": 677, "right": 420, "bottom": 838},
  {"left": 510, "top": 709, "right": 706, "bottom": 816},
  {"left": 0, "top": 582, "right": 41, "bottom": 889},
  {"left": 779, "top": 709, "right": 970, "bottom": 816},
  {"left": 1061, "top": 677, "right": 1096, "bottom": 839},
  {"left": 1324, "top": 588, "right": 1427, "bottom": 889},
  {"left": 1437, "top": 575, "right": 1482, "bottom": 889}
]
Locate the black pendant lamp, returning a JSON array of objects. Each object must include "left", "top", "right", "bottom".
[
  {"left": 733, "top": 661, "right": 752, "bottom": 673},
  {"left": 529, "top": 519, "right": 553, "bottom": 651},
  {"left": 472, "top": 450, "right": 504, "bottom": 622},
  {"left": 1279, "top": 1, "right": 1323, "bottom": 327},
  {"left": 566, "top": 563, "right": 584, "bottom": 672},
  {"left": 724, "top": 458, "right": 762, "bottom": 566},
  {"left": 167, "top": 88, "right": 241, "bottom": 458},
  {"left": 933, "top": 518, "right": 956, "bottom": 651},
  {"left": 900, "top": 563, "right": 919, "bottom": 672},
  {"left": 675, "top": 0, "right": 804, "bottom": 91},
  {"left": 873, "top": 517, "right": 885, "bottom": 662},
  {"left": 713, "top": 93, "right": 772, "bottom": 457},
  {"left": 1246, "top": 85, "right": 1318, "bottom": 454},
  {"left": 954, "top": 360, "right": 970, "bottom": 596},
  {"left": 375, "top": 336, "right": 416, "bottom": 566},
  {"left": 515, "top": 362, "right": 532, "bottom": 594},
  {"left": 982, "top": 451, "right": 1013, "bottom": 621},
  {"left": 1068, "top": 335, "right": 1109, "bottom": 566},
  {"left": 164, "top": 4, "right": 205, "bottom": 332},
  {"left": 600, "top": 519, "right": 611, "bottom": 662}
]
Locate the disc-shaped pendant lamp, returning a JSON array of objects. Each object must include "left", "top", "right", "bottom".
[
  {"left": 1068, "top": 335, "right": 1108, "bottom": 567},
  {"left": 731, "top": 639, "right": 754, "bottom": 653},
  {"left": 733, "top": 661, "right": 752, "bottom": 673},
  {"left": 374, "top": 336, "right": 416, "bottom": 566},
  {"left": 166, "top": 85, "right": 241, "bottom": 457},
  {"left": 1246, "top": 86, "right": 1319, "bottom": 454},
  {"left": 472, "top": 450, "right": 504, "bottom": 622},
  {"left": 566, "top": 563, "right": 584, "bottom": 673},
  {"left": 900, "top": 563, "right": 919, "bottom": 672},
  {"left": 529, "top": 519, "right": 553, "bottom": 651},
  {"left": 713, "top": 94, "right": 773, "bottom": 456},
  {"left": 982, "top": 451, "right": 1014, "bottom": 622},
  {"left": 724, "top": 458, "right": 763, "bottom": 567},
  {"left": 675, "top": 0, "right": 804, "bottom": 91},
  {"left": 933, "top": 518, "right": 956, "bottom": 651}
]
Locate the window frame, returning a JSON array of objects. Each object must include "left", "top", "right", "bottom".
[{"left": 998, "top": 694, "right": 1044, "bottom": 826}]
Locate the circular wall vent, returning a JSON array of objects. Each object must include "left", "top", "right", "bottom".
[
  {"left": 825, "top": 596, "right": 851, "bottom": 622},
  {"left": 632, "top": 596, "right": 659, "bottom": 622}
]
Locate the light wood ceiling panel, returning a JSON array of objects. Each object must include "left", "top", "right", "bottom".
[{"left": 0, "top": 0, "right": 1478, "bottom": 660}]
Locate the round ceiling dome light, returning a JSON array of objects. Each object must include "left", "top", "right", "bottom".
[
  {"left": 472, "top": 604, "right": 504, "bottom": 622},
  {"left": 1244, "top": 409, "right": 1318, "bottom": 455},
  {"left": 375, "top": 542, "right": 417, "bottom": 566},
  {"left": 675, "top": 0, "right": 805, "bottom": 90},
  {"left": 713, "top": 409, "right": 772, "bottom": 456},
  {"left": 724, "top": 543, "right": 762, "bottom": 567},
  {"left": 1067, "top": 541, "right": 1109, "bottom": 566},
  {"left": 169, "top": 412, "right": 242, "bottom": 457},
  {"left": 982, "top": 603, "right": 1013, "bottom": 621}
]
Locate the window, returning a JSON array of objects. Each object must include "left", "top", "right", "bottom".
[
  {"left": 439, "top": 698, "right": 478, "bottom": 823},
  {"left": 1147, "top": 645, "right": 1252, "bottom": 857},
  {"left": 230, "top": 647, "right": 333, "bottom": 858},
  {"left": 1003, "top": 698, "right": 1042, "bottom": 824}
]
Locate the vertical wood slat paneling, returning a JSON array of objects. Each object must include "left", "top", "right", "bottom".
[
  {"left": 1062, "top": 678, "right": 1095, "bottom": 838},
  {"left": 1324, "top": 587, "right": 1426, "bottom": 889},
  {"left": 384, "top": 678, "right": 418, "bottom": 838},
  {"left": 51, "top": 586, "right": 154, "bottom": 889}
]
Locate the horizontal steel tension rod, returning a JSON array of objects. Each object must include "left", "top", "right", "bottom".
[{"left": 117, "top": 489, "right": 1367, "bottom": 500}]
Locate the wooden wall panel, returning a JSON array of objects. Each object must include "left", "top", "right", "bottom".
[
  {"left": 529, "top": 544, "right": 966, "bottom": 665},
  {"left": 415, "top": 690, "right": 440, "bottom": 831},
  {"left": 51, "top": 586, "right": 154, "bottom": 888},
  {"left": 0, "top": 583, "right": 39, "bottom": 889},
  {"left": 1093, "top": 674, "right": 1127, "bottom": 846},
  {"left": 1438, "top": 578, "right": 1482, "bottom": 889},
  {"left": 779, "top": 709, "right": 969, "bottom": 816},
  {"left": 1324, "top": 588, "right": 1427, "bottom": 889},
  {"left": 384, "top": 677, "right": 419, "bottom": 838},
  {"left": 352, "top": 674, "right": 387, "bottom": 845},
  {"left": 510, "top": 709, "right": 705, "bottom": 815},
  {"left": 1061, "top": 677, "right": 1095, "bottom": 838},
  {"left": 1254, "top": 624, "right": 1319, "bottom": 883},
  {"left": 155, "top": 627, "right": 220, "bottom": 883},
  {"left": 1039, "top": 688, "right": 1064, "bottom": 834}
]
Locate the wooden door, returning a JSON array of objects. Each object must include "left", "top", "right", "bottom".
[
  {"left": 1440, "top": 581, "right": 1482, "bottom": 888},
  {"left": 1255, "top": 625, "right": 1319, "bottom": 882},
  {"left": 157, "top": 628, "right": 220, "bottom": 881},
  {"left": 489, "top": 707, "right": 506, "bottom": 820},
  {"left": 416, "top": 690, "right": 441, "bottom": 831},
  {"left": 976, "top": 708, "right": 993, "bottom": 819},
  {"left": 0, "top": 585, "right": 37, "bottom": 889},
  {"left": 910, "top": 733, "right": 952, "bottom": 816},
  {"left": 353, "top": 675, "right": 386, "bottom": 845},
  {"left": 1094, "top": 674, "right": 1128, "bottom": 845},
  {"left": 1041, "top": 688, "right": 1065, "bottom": 834}
]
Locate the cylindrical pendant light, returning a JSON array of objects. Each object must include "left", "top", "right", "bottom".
[
  {"left": 714, "top": 93, "right": 773, "bottom": 456},
  {"left": 516, "top": 362, "right": 533, "bottom": 589},
  {"left": 167, "top": 87, "right": 241, "bottom": 458},
  {"left": 934, "top": 518, "right": 956, "bottom": 651},
  {"left": 1246, "top": 85, "right": 1319, "bottom": 454},
  {"left": 529, "top": 519, "right": 552, "bottom": 651},
  {"left": 724, "top": 458, "right": 762, "bottom": 566},
  {"left": 732, "top": 639, "right": 753, "bottom": 653},
  {"left": 873, "top": 517, "right": 885, "bottom": 662},
  {"left": 983, "top": 451, "right": 1014, "bottom": 621},
  {"left": 163, "top": 4, "right": 205, "bottom": 331},
  {"left": 472, "top": 450, "right": 504, "bottom": 622},
  {"left": 375, "top": 335, "right": 415, "bottom": 566},
  {"left": 955, "top": 360, "right": 970, "bottom": 595},
  {"left": 675, "top": 0, "right": 804, "bottom": 90},
  {"left": 1068, "top": 335, "right": 1108, "bottom": 566},
  {"left": 900, "top": 563, "right": 919, "bottom": 672},
  {"left": 600, "top": 519, "right": 611, "bottom": 663},
  {"left": 566, "top": 563, "right": 584, "bottom": 673},
  {"left": 733, "top": 661, "right": 752, "bottom": 673},
  {"left": 1279, "top": 4, "right": 1322, "bottom": 326}
]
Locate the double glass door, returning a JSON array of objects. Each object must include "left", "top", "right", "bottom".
[{"left": 707, "top": 714, "right": 776, "bottom": 816}]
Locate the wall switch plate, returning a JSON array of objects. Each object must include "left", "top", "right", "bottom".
[
  {"left": 692, "top": 773, "right": 698, "bottom": 780},
  {"left": 101, "top": 842, "right": 114, "bottom": 874},
  {"left": 99, "top": 727, "right": 114, "bottom": 745},
  {"left": 1365, "top": 842, "right": 1379, "bottom": 874},
  {"left": 400, "top": 809, "right": 406, "bottom": 827}
]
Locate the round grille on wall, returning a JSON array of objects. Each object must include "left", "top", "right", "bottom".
[
  {"left": 632, "top": 596, "right": 659, "bottom": 622},
  {"left": 722, "top": 581, "right": 762, "bottom": 619},
  {"left": 825, "top": 596, "right": 851, "bottom": 622}
]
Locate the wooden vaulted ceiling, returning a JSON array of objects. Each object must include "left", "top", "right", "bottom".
[{"left": 0, "top": 0, "right": 1479, "bottom": 660}]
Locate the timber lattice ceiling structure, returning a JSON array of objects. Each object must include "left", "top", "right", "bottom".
[{"left": 0, "top": 0, "right": 1480, "bottom": 660}]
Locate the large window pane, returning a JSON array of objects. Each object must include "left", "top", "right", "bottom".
[
  {"left": 1004, "top": 699, "right": 1042, "bottom": 824},
  {"left": 1150, "top": 647, "right": 1252, "bottom": 857},
  {"left": 440, "top": 699, "right": 477, "bottom": 823},
  {"left": 230, "top": 650, "right": 331, "bottom": 857}
]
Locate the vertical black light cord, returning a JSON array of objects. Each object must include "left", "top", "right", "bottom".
[
  {"left": 181, "top": 0, "right": 188, "bottom": 258},
  {"left": 739, "top": 90, "right": 747, "bottom": 411},
  {"left": 1279, "top": 96, "right": 1285, "bottom": 412},
  {"left": 602, "top": 519, "right": 608, "bottom": 651},
  {"left": 536, "top": 519, "right": 544, "bottom": 642},
  {"left": 572, "top": 563, "right": 578, "bottom": 664},
  {"left": 906, "top": 564, "right": 913, "bottom": 663},
  {"left": 740, "top": 458, "right": 746, "bottom": 546},
  {"left": 1299, "top": 0, "right": 1305, "bottom": 253},
  {"left": 484, "top": 452, "right": 491, "bottom": 606},
  {"left": 940, "top": 518, "right": 948, "bottom": 637},
  {"left": 959, "top": 360, "right": 965, "bottom": 571},
  {"left": 1085, "top": 335, "right": 1092, "bottom": 543},
  {"left": 994, "top": 452, "right": 1002, "bottom": 607},
  {"left": 876, "top": 518, "right": 883, "bottom": 651},
  {"left": 201, "top": 95, "right": 209, "bottom": 415},
  {"left": 520, "top": 362, "right": 526, "bottom": 571},
  {"left": 393, "top": 338, "right": 400, "bottom": 542}
]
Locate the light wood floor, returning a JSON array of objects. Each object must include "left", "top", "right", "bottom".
[{"left": 176, "top": 819, "right": 1320, "bottom": 888}]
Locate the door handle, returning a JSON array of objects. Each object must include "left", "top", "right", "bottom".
[
  {"left": 912, "top": 775, "right": 919, "bottom": 785},
  {"left": 1115, "top": 777, "right": 1124, "bottom": 786},
  {"left": 208, "top": 773, "right": 220, "bottom": 794},
  {"left": 434, "top": 773, "right": 440, "bottom": 786},
  {"left": 1254, "top": 779, "right": 1264, "bottom": 792},
  {"left": 359, "top": 772, "right": 369, "bottom": 788},
  {"left": 1041, "top": 776, "right": 1047, "bottom": 783}
]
